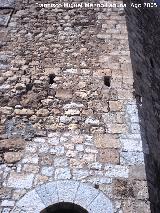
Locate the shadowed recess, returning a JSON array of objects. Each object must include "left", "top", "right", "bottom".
[{"left": 40, "top": 202, "right": 88, "bottom": 213}]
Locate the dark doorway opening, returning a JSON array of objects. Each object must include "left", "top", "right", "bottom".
[{"left": 40, "top": 202, "right": 88, "bottom": 213}]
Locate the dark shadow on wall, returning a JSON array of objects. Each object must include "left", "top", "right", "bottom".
[{"left": 124, "top": 0, "right": 160, "bottom": 212}]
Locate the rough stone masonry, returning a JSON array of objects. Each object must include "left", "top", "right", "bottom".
[{"left": 0, "top": 0, "right": 150, "bottom": 212}]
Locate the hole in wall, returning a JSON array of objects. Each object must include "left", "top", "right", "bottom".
[
  {"left": 40, "top": 202, "right": 88, "bottom": 213},
  {"left": 94, "top": 184, "right": 99, "bottom": 189},
  {"left": 49, "top": 74, "right": 56, "bottom": 84},
  {"left": 104, "top": 76, "right": 111, "bottom": 87},
  {"left": 35, "top": 7, "right": 42, "bottom": 12},
  {"left": 81, "top": 40, "right": 86, "bottom": 45},
  {"left": 26, "top": 83, "right": 33, "bottom": 92}
]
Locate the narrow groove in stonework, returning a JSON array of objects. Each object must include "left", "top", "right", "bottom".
[
  {"left": 45, "top": 185, "right": 52, "bottom": 205},
  {"left": 35, "top": 189, "right": 46, "bottom": 206},
  {"left": 35, "top": 186, "right": 47, "bottom": 206},
  {"left": 73, "top": 181, "right": 80, "bottom": 203},
  {"left": 56, "top": 181, "right": 60, "bottom": 202},
  {"left": 86, "top": 191, "right": 100, "bottom": 208},
  {"left": 6, "top": 9, "right": 14, "bottom": 27},
  {"left": 46, "top": 183, "right": 57, "bottom": 203}
]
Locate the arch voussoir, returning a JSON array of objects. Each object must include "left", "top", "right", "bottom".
[
  {"left": 56, "top": 180, "right": 80, "bottom": 203},
  {"left": 74, "top": 182, "right": 99, "bottom": 208}
]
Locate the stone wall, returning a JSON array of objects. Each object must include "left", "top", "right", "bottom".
[
  {"left": 0, "top": 0, "right": 150, "bottom": 212},
  {"left": 125, "top": 0, "right": 160, "bottom": 212}
]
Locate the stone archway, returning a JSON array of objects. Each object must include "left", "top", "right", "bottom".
[{"left": 12, "top": 180, "right": 113, "bottom": 213}]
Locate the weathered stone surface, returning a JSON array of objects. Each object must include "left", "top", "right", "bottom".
[
  {"left": 0, "top": 138, "right": 25, "bottom": 152},
  {"left": 85, "top": 117, "right": 100, "bottom": 126},
  {"left": 63, "top": 103, "right": 84, "bottom": 110},
  {"left": 55, "top": 89, "right": 72, "bottom": 99},
  {"left": 133, "top": 180, "right": 149, "bottom": 200},
  {"left": 7, "top": 172, "right": 34, "bottom": 189},
  {"left": 64, "top": 109, "right": 80, "bottom": 116},
  {"left": 41, "top": 166, "right": 54, "bottom": 177},
  {"left": 113, "top": 179, "right": 134, "bottom": 198},
  {"left": 121, "top": 199, "right": 150, "bottom": 213},
  {"left": 98, "top": 148, "right": 119, "bottom": 164},
  {"left": 33, "top": 175, "right": 49, "bottom": 186},
  {"left": 22, "top": 154, "right": 39, "bottom": 164},
  {"left": 74, "top": 183, "right": 99, "bottom": 208},
  {"left": 4, "top": 152, "right": 23, "bottom": 164},
  {"left": 1, "top": 200, "right": 15, "bottom": 207},
  {"left": 14, "top": 109, "right": 34, "bottom": 116},
  {"left": 57, "top": 180, "right": 79, "bottom": 202},
  {"left": 129, "top": 165, "right": 146, "bottom": 180},
  {"left": 54, "top": 157, "right": 68, "bottom": 167},
  {"left": 109, "top": 101, "right": 123, "bottom": 111},
  {"left": 87, "top": 192, "right": 113, "bottom": 213},
  {"left": 94, "top": 134, "right": 120, "bottom": 149},
  {"left": 36, "top": 184, "right": 54, "bottom": 207},
  {"left": 120, "top": 138, "right": 143, "bottom": 152},
  {"left": 36, "top": 109, "right": 49, "bottom": 117},
  {"left": 55, "top": 168, "right": 71, "bottom": 180},
  {"left": 14, "top": 190, "right": 45, "bottom": 213},
  {"left": 72, "top": 169, "right": 90, "bottom": 180},
  {"left": 107, "top": 124, "right": 127, "bottom": 134},
  {"left": 105, "top": 165, "right": 129, "bottom": 178},
  {"left": 0, "top": 188, "right": 12, "bottom": 199},
  {"left": 44, "top": 182, "right": 58, "bottom": 204},
  {"left": 120, "top": 151, "right": 144, "bottom": 165},
  {"left": 22, "top": 165, "right": 39, "bottom": 174}
]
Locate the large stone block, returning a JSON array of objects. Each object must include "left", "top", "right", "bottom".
[
  {"left": 120, "top": 151, "right": 144, "bottom": 165},
  {"left": 98, "top": 148, "right": 120, "bottom": 164},
  {"left": 129, "top": 165, "right": 146, "bottom": 180},
  {"left": 105, "top": 165, "right": 129, "bottom": 178},
  {"left": 94, "top": 134, "right": 121, "bottom": 148},
  {"left": 0, "top": 138, "right": 25, "bottom": 152},
  {"left": 7, "top": 172, "right": 34, "bottom": 189},
  {"left": 120, "top": 139, "right": 143, "bottom": 152},
  {"left": 4, "top": 152, "right": 23, "bottom": 164}
]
